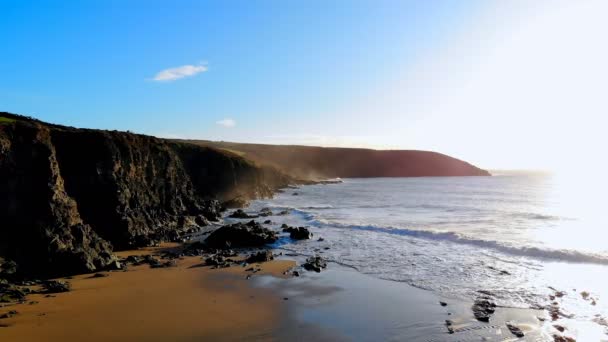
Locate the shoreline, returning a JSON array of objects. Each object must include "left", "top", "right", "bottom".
[
  {"left": 2, "top": 185, "right": 600, "bottom": 341},
  {"left": 1, "top": 240, "right": 555, "bottom": 341}
]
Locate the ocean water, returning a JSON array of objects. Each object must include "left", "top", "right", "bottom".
[{"left": 245, "top": 172, "right": 608, "bottom": 333}]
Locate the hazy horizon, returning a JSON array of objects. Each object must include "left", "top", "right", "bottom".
[{"left": 2, "top": 0, "right": 607, "bottom": 171}]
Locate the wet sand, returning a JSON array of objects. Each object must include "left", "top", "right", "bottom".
[
  {"left": 0, "top": 247, "right": 295, "bottom": 342},
  {"left": 0, "top": 245, "right": 562, "bottom": 341}
]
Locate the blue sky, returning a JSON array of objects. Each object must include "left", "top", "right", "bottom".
[{"left": 1, "top": 1, "right": 607, "bottom": 170}]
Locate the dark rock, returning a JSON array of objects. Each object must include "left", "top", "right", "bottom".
[
  {"left": 472, "top": 298, "right": 496, "bottom": 322},
  {"left": 0, "top": 310, "right": 18, "bottom": 319},
  {"left": 259, "top": 208, "right": 273, "bottom": 217},
  {"left": 246, "top": 251, "right": 274, "bottom": 263},
  {"left": 205, "top": 221, "right": 278, "bottom": 249},
  {"left": 204, "top": 255, "right": 233, "bottom": 268},
  {"left": 277, "top": 210, "right": 290, "bottom": 216},
  {"left": 292, "top": 271, "right": 300, "bottom": 277},
  {"left": 439, "top": 301, "right": 447, "bottom": 307},
  {"left": 0, "top": 285, "right": 27, "bottom": 303},
  {"left": 506, "top": 323, "right": 524, "bottom": 337},
  {"left": 263, "top": 220, "right": 272, "bottom": 224},
  {"left": 282, "top": 226, "right": 313, "bottom": 240},
  {"left": 552, "top": 335, "right": 576, "bottom": 342},
  {"left": 445, "top": 320, "right": 454, "bottom": 334},
  {"left": 150, "top": 260, "right": 176, "bottom": 269},
  {"left": 91, "top": 273, "right": 108, "bottom": 278},
  {"left": 41, "top": 280, "right": 70, "bottom": 294},
  {"left": 303, "top": 256, "right": 327, "bottom": 273},
  {"left": 228, "top": 209, "right": 259, "bottom": 219},
  {"left": 554, "top": 325, "right": 566, "bottom": 332},
  {"left": 318, "top": 237, "right": 324, "bottom": 242},
  {"left": 194, "top": 215, "right": 210, "bottom": 226},
  {"left": 292, "top": 192, "right": 299, "bottom": 196}
]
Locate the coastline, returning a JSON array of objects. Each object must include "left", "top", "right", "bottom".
[{"left": 2, "top": 179, "right": 600, "bottom": 341}]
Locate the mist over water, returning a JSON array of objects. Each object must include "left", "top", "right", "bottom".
[{"left": 248, "top": 173, "right": 608, "bottom": 326}]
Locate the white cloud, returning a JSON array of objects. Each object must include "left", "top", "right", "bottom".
[
  {"left": 152, "top": 63, "right": 208, "bottom": 81},
  {"left": 216, "top": 118, "right": 236, "bottom": 128}
]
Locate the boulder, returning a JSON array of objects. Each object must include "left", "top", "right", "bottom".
[
  {"left": 259, "top": 207, "right": 273, "bottom": 217},
  {"left": 246, "top": 250, "right": 274, "bottom": 263},
  {"left": 283, "top": 226, "right": 313, "bottom": 240},
  {"left": 303, "top": 256, "right": 327, "bottom": 273},
  {"left": 472, "top": 298, "right": 496, "bottom": 322},
  {"left": 228, "top": 209, "right": 259, "bottom": 219},
  {"left": 506, "top": 323, "right": 524, "bottom": 337},
  {"left": 205, "top": 221, "right": 278, "bottom": 249},
  {"left": 41, "top": 280, "right": 70, "bottom": 293}
]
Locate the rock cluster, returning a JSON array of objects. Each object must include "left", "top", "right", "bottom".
[
  {"left": 303, "top": 256, "right": 327, "bottom": 273},
  {"left": 205, "top": 221, "right": 278, "bottom": 249}
]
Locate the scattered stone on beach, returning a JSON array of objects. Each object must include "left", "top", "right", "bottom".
[
  {"left": 292, "top": 192, "right": 299, "bottom": 196},
  {"left": 472, "top": 297, "right": 496, "bottom": 322},
  {"left": 282, "top": 226, "right": 313, "bottom": 240},
  {"left": 445, "top": 320, "right": 454, "bottom": 334},
  {"left": 277, "top": 210, "right": 291, "bottom": 216},
  {"left": 553, "top": 335, "right": 576, "bottom": 342},
  {"left": 292, "top": 271, "right": 300, "bottom": 277},
  {"left": 0, "top": 310, "right": 18, "bottom": 319},
  {"left": 91, "top": 273, "right": 108, "bottom": 278},
  {"left": 0, "top": 285, "right": 27, "bottom": 303},
  {"left": 205, "top": 221, "right": 278, "bottom": 249},
  {"left": 246, "top": 250, "right": 274, "bottom": 263},
  {"left": 506, "top": 322, "right": 525, "bottom": 337},
  {"left": 263, "top": 220, "right": 272, "bottom": 224},
  {"left": 150, "top": 260, "right": 177, "bottom": 269},
  {"left": 581, "top": 291, "right": 590, "bottom": 300},
  {"left": 548, "top": 303, "right": 573, "bottom": 321},
  {"left": 553, "top": 324, "right": 566, "bottom": 332},
  {"left": 303, "top": 256, "right": 327, "bottom": 273},
  {"left": 41, "top": 280, "right": 70, "bottom": 294},
  {"left": 205, "top": 255, "right": 230, "bottom": 268},
  {"left": 439, "top": 301, "right": 448, "bottom": 307}
]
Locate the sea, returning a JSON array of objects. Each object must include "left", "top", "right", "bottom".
[{"left": 245, "top": 171, "right": 608, "bottom": 332}]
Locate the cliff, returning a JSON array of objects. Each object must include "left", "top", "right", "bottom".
[
  {"left": 0, "top": 113, "right": 290, "bottom": 277},
  {"left": 180, "top": 141, "right": 491, "bottom": 179}
]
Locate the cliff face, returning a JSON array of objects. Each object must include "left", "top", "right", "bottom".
[
  {"left": 182, "top": 141, "right": 491, "bottom": 179},
  {"left": 0, "top": 113, "right": 290, "bottom": 277}
]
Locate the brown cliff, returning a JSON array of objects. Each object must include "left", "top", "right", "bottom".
[{"left": 0, "top": 113, "right": 290, "bottom": 277}]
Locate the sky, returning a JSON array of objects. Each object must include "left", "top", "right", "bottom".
[{"left": 1, "top": 0, "right": 607, "bottom": 171}]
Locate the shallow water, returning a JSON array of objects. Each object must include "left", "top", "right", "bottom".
[{"left": 243, "top": 173, "right": 608, "bottom": 338}]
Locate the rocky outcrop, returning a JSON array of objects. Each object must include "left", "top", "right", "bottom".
[
  {"left": 205, "top": 221, "right": 278, "bottom": 249},
  {"left": 0, "top": 112, "right": 291, "bottom": 277}
]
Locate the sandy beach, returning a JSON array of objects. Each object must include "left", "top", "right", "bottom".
[
  {"left": 1, "top": 241, "right": 557, "bottom": 341},
  {"left": 0, "top": 245, "right": 295, "bottom": 342}
]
